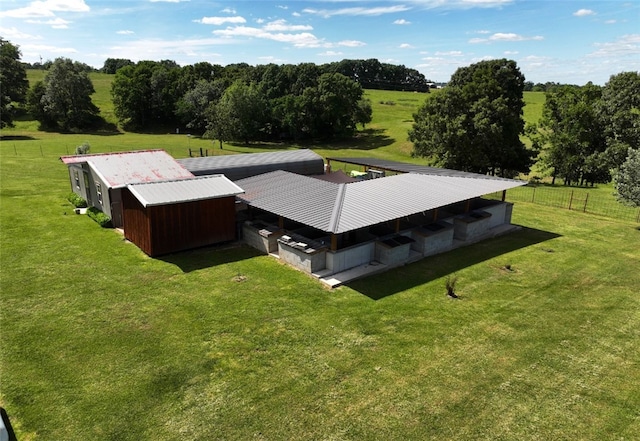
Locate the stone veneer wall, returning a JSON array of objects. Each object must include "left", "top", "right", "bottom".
[
  {"left": 453, "top": 211, "right": 492, "bottom": 241},
  {"left": 242, "top": 222, "right": 283, "bottom": 254},
  {"left": 411, "top": 222, "right": 455, "bottom": 257},
  {"left": 277, "top": 240, "right": 327, "bottom": 273},
  {"left": 326, "top": 242, "right": 375, "bottom": 273}
]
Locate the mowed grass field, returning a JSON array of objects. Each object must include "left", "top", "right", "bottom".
[{"left": 1, "top": 73, "right": 639, "bottom": 440}]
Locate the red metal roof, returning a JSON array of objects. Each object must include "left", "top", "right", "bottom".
[{"left": 60, "top": 150, "right": 194, "bottom": 188}]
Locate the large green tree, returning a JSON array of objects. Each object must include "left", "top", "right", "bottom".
[
  {"left": 0, "top": 37, "right": 29, "bottom": 128},
  {"left": 210, "top": 80, "right": 267, "bottom": 144},
  {"left": 409, "top": 59, "right": 533, "bottom": 177},
  {"left": 615, "top": 148, "right": 640, "bottom": 207},
  {"left": 30, "top": 57, "right": 100, "bottom": 131},
  {"left": 599, "top": 71, "right": 640, "bottom": 167},
  {"left": 533, "top": 83, "right": 609, "bottom": 185}
]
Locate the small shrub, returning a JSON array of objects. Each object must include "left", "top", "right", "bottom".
[
  {"left": 67, "top": 192, "right": 88, "bottom": 208},
  {"left": 87, "top": 207, "right": 112, "bottom": 228},
  {"left": 75, "top": 142, "right": 91, "bottom": 155},
  {"left": 445, "top": 275, "right": 459, "bottom": 298}
]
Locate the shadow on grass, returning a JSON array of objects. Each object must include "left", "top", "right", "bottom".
[
  {"left": 347, "top": 226, "right": 561, "bottom": 300},
  {"left": 158, "top": 243, "right": 262, "bottom": 273},
  {"left": 0, "top": 135, "right": 37, "bottom": 141}
]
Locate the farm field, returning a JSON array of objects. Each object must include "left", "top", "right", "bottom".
[{"left": 1, "top": 73, "right": 639, "bottom": 440}]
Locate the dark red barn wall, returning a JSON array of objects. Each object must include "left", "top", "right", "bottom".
[
  {"left": 122, "top": 190, "right": 153, "bottom": 255},
  {"left": 122, "top": 190, "right": 237, "bottom": 257}
]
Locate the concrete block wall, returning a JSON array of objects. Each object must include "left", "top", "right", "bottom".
[
  {"left": 242, "top": 223, "right": 283, "bottom": 254},
  {"left": 278, "top": 241, "right": 327, "bottom": 273},
  {"left": 375, "top": 241, "right": 412, "bottom": 265},
  {"left": 326, "top": 242, "right": 375, "bottom": 273},
  {"left": 411, "top": 223, "right": 454, "bottom": 257},
  {"left": 453, "top": 211, "right": 492, "bottom": 241}
]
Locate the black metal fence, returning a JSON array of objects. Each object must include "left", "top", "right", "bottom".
[{"left": 489, "top": 185, "right": 640, "bottom": 223}]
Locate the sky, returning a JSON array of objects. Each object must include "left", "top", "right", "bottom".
[{"left": 1, "top": 0, "right": 638, "bottom": 85}]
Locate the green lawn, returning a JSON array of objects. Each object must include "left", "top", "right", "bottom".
[
  {"left": 2, "top": 75, "right": 638, "bottom": 440},
  {"left": 1, "top": 145, "right": 639, "bottom": 440}
]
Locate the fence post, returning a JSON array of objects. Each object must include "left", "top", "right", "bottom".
[
  {"left": 583, "top": 193, "right": 589, "bottom": 213},
  {"left": 569, "top": 190, "right": 574, "bottom": 210},
  {"left": 531, "top": 187, "right": 536, "bottom": 203}
]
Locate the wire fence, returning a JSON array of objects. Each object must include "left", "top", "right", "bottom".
[{"left": 489, "top": 185, "right": 640, "bottom": 223}]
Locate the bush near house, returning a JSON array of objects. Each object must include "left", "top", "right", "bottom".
[
  {"left": 67, "top": 192, "right": 87, "bottom": 208},
  {"left": 87, "top": 207, "right": 112, "bottom": 228}
]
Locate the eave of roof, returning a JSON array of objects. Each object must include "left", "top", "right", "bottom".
[
  {"left": 127, "top": 175, "right": 244, "bottom": 207},
  {"left": 327, "top": 157, "right": 518, "bottom": 182},
  {"left": 236, "top": 170, "right": 526, "bottom": 234}
]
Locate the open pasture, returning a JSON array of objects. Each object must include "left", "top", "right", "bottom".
[{"left": 1, "top": 76, "right": 638, "bottom": 440}]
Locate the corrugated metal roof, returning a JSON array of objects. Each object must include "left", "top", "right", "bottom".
[
  {"left": 60, "top": 150, "right": 194, "bottom": 188},
  {"left": 237, "top": 170, "right": 526, "bottom": 234},
  {"left": 327, "top": 157, "right": 517, "bottom": 181},
  {"left": 127, "top": 175, "right": 244, "bottom": 207},
  {"left": 177, "top": 149, "right": 324, "bottom": 180}
]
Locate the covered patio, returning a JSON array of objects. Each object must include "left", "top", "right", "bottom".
[{"left": 235, "top": 164, "right": 526, "bottom": 286}]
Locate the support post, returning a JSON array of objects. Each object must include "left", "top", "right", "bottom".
[
  {"left": 395, "top": 218, "right": 400, "bottom": 233},
  {"left": 465, "top": 199, "right": 471, "bottom": 213},
  {"left": 278, "top": 216, "right": 284, "bottom": 229},
  {"left": 502, "top": 190, "right": 506, "bottom": 202},
  {"left": 331, "top": 234, "right": 338, "bottom": 251},
  {"left": 433, "top": 208, "right": 438, "bottom": 221}
]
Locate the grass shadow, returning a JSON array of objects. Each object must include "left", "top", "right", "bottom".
[
  {"left": 347, "top": 226, "right": 561, "bottom": 300},
  {"left": 0, "top": 135, "right": 37, "bottom": 141},
  {"left": 158, "top": 243, "right": 262, "bottom": 273}
]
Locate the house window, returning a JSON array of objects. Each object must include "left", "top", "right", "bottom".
[
  {"left": 96, "top": 183, "right": 103, "bottom": 205},
  {"left": 73, "top": 169, "right": 80, "bottom": 189}
]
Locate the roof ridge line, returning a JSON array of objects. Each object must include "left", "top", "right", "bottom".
[{"left": 328, "top": 183, "right": 347, "bottom": 233}]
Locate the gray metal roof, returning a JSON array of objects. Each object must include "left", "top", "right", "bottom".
[
  {"left": 327, "top": 157, "right": 517, "bottom": 181},
  {"left": 177, "top": 149, "right": 324, "bottom": 180},
  {"left": 127, "top": 175, "right": 244, "bottom": 207},
  {"left": 236, "top": 170, "right": 526, "bottom": 234},
  {"left": 61, "top": 150, "right": 194, "bottom": 188}
]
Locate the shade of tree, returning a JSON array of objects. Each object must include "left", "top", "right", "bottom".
[
  {"left": 615, "top": 148, "right": 640, "bottom": 207},
  {"left": 0, "top": 37, "right": 29, "bottom": 128},
  {"left": 30, "top": 57, "right": 100, "bottom": 131},
  {"left": 409, "top": 59, "right": 533, "bottom": 177}
]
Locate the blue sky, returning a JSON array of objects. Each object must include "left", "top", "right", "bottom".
[{"left": 1, "top": 0, "right": 638, "bottom": 85}]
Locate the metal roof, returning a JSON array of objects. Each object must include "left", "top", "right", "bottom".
[
  {"left": 327, "top": 157, "right": 517, "bottom": 181},
  {"left": 237, "top": 170, "right": 526, "bottom": 234},
  {"left": 60, "top": 150, "right": 194, "bottom": 188},
  {"left": 126, "top": 175, "right": 244, "bottom": 207},
  {"left": 177, "top": 149, "right": 324, "bottom": 180}
]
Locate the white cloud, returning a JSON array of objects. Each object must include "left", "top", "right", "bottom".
[
  {"left": 0, "top": 27, "right": 42, "bottom": 40},
  {"left": 399, "top": 43, "right": 414, "bottom": 49},
  {"left": 605, "top": 19, "right": 616, "bottom": 25},
  {"left": 196, "top": 16, "right": 246, "bottom": 25},
  {"left": 213, "top": 26, "right": 324, "bottom": 47},
  {"left": 26, "top": 17, "right": 71, "bottom": 29},
  {"left": 318, "top": 50, "right": 343, "bottom": 57},
  {"left": 107, "top": 37, "right": 228, "bottom": 61},
  {"left": 394, "top": 19, "right": 411, "bottom": 25},
  {"left": 0, "top": 0, "right": 89, "bottom": 18},
  {"left": 338, "top": 40, "right": 366, "bottom": 47},
  {"left": 573, "top": 9, "right": 596, "bottom": 17},
  {"left": 435, "top": 50, "right": 463, "bottom": 56},
  {"left": 149, "top": 0, "right": 189, "bottom": 2},
  {"left": 589, "top": 34, "right": 640, "bottom": 58},
  {"left": 263, "top": 19, "right": 313, "bottom": 32},
  {"left": 303, "top": 5, "right": 411, "bottom": 18},
  {"left": 470, "top": 32, "right": 543, "bottom": 43},
  {"left": 221, "top": 8, "right": 236, "bottom": 14},
  {"left": 117, "top": 30, "right": 135, "bottom": 35},
  {"left": 19, "top": 43, "right": 78, "bottom": 58},
  {"left": 504, "top": 50, "right": 519, "bottom": 55}
]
